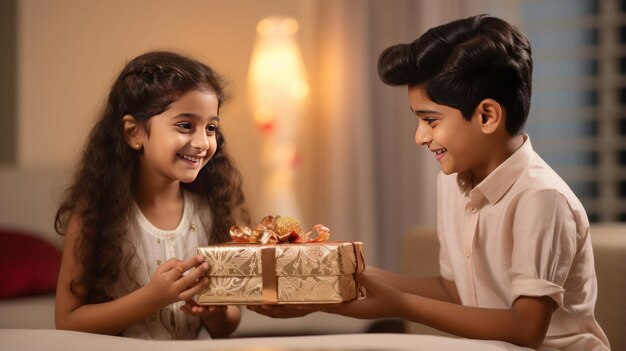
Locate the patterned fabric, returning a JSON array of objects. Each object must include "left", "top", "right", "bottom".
[
  {"left": 112, "top": 190, "right": 210, "bottom": 340},
  {"left": 196, "top": 242, "right": 363, "bottom": 304}
]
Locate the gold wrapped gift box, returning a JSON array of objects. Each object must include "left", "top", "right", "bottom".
[{"left": 195, "top": 241, "right": 365, "bottom": 305}]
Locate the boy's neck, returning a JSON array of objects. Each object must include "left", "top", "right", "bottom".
[{"left": 469, "top": 133, "right": 525, "bottom": 185}]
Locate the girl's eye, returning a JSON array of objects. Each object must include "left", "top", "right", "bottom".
[
  {"left": 176, "top": 122, "right": 192, "bottom": 130},
  {"left": 206, "top": 124, "right": 218, "bottom": 133}
]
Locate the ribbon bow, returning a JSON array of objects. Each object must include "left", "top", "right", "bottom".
[{"left": 230, "top": 215, "right": 330, "bottom": 244}]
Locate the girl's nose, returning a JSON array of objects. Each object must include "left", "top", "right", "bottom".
[
  {"left": 191, "top": 130, "right": 209, "bottom": 150},
  {"left": 414, "top": 121, "right": 432, "bottom": 146}
]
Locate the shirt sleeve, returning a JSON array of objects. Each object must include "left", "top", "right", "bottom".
[{"left": 510, "top": 188, "right": 578, "bottom": 308}]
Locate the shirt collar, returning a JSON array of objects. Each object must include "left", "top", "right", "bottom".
[{"left": 459, "top": 134, "right": 534, "bottom": 204}]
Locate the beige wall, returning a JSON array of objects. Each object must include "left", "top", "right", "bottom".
[{"left": 17, "top": 0, "right": 316, "bottom": 222}]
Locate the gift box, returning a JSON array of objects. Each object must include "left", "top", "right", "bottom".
[{"left": 195, "top": 216, "right": 365, "bottom": 305}]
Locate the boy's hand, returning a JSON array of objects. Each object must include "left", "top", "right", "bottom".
[
  {"left": 247, "top": 272, "right": 405, "bottom": 320},
  {"left": 144, "top": 255, "right": 210, "bottom": 307},
  {"left": 247, "top": 304, "right": 314, "bottom": 318},
  {"left": 314, "top": 273, "right": 405, "bottom": 319}
]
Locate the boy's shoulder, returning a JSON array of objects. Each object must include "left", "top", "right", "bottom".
[
  {"left": 505, "top": 152, "right": 589, "bottom": 228},
  {"left": 437, "top": 149, "right": 585, "bottom": 216}
]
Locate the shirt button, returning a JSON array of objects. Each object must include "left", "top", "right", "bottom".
[
  {"left": 470, "top": 206, "right": 476, "bottom": 212},
  {"left": 465, "top": 251, "right": 470, "bottom": 259}
]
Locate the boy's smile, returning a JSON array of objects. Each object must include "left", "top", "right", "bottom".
[
  {"left": 408, "top": 86, "right": 487, "bottom": 179},
  {"left": 433, "top": 147, "right": 447, "bottom": 161}
]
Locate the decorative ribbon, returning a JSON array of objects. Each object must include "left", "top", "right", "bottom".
[
  {"left": 261, "top": 245, "right": 278, "bottom": 304},
  {"left": 351, "top": 242, "right": 366, "bottom": 299},
  {"left": 229, "top": 215, "right": 331, "bottom": 304},
  {"left": 229, "top": 215, "right": 330, "bottom": 244}
]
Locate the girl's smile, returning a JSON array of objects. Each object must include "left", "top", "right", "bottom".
[
  {"left": 177, "top": 153, "right": 206, "bottom": 166},
  {"left": 137, "top": 89, "right": 220, "bottom": 184}
]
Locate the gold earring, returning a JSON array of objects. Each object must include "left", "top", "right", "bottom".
[{"left": 135, "top": 143, "right": 141, "bottom": 149}]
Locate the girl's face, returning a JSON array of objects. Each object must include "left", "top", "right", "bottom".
[
  {"left": 139, "top": 89, "right": 219, "bottom": 184},
  {"left": 407, "top": 86, "right": 487, "bottom": 177}
]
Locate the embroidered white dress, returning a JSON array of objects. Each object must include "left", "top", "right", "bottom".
[{"left": 114, "top": 191, "right": 210, "bottom": 339}]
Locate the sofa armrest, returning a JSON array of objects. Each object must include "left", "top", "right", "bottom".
[
  {"left": 400, "top": 225, "right": 454, "bottom": 337},
  {"left": 591, "top": 223, "right": 626, "bottom": 351}
]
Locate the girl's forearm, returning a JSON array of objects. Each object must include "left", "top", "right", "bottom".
[
  {"left": 55, "top": 286, "right": 163, "bottom": 335},
  {"left": 201, "top": 305, "right": 241, "bottom": 338}
]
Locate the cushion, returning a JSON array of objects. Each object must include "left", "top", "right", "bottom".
[{"left": 0, "top": 228, "right": 62, "bottom": 299}]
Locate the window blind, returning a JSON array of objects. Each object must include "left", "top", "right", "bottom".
[{"left": 487, "top": 0, "right": 626, "bottom": 222}]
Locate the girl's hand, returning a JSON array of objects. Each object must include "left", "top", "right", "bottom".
[
  {"left": 181, "top": 300, "right": 228, "bottom": 317},
  {"left": 144, "top": 255, "right": 210, "bottom": 308}
]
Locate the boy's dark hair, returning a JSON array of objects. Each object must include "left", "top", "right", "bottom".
[
  {"left": 55, "top": 51, "right": 250, "bottom": 304},
  {"left": 378, "top": 14, "right": 532, "bottom": 135}
]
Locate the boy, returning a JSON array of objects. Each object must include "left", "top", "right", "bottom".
[{"left": 250, "top": 14, "right": 609, "bottom": 350}]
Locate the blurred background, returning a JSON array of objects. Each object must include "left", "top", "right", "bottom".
[
  {"left": 1, "top": 0, "right": 625, "bottom": 271},
  {"left": 0, "top": 0, "right": 625, "bottom": 344}
]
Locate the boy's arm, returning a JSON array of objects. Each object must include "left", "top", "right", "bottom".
[
  {"left": 55, "top": 215, "right": 208, "bottom": 335},
  {"left": 320, "top": 273, "right": 555, "bottom": 350},
  {"left": 366, "top": 266, "right": 461, "bottom": 303},
  {"left": 247, "top": 267, "right": 461, "bottom": 319}
]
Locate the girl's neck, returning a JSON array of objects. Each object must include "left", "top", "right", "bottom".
[
  {"left": 132, "top": 171, "right": 185, "bottom": 230},
  {"left": 133, "top": 175, "right": 182, "bottom": 208}
]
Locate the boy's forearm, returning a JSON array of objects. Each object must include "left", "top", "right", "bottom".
[
  {"left": 56, "top": 286, "right": 163, "bottom": 335},
  {"left": 398, "top": 293, "right": 553, "bottom": 349},
  {"left": 367, "top": 267, "right": 457, "bottom": 302},
  {"left": 201, "top": 305, "right": 241, "bottom": 338}
]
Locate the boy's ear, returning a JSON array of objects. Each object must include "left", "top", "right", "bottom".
[
  {"left": 122, "top": 115, "right": 145, "bottom": 150},
  {"left": 474, "top": 99, "right": 503, "bottom": 135}
]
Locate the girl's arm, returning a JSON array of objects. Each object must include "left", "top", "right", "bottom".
[
  {"left": 55, "top": 215, "right": 209, "bottom": 335},
  {"left": 319, "top": 273, "right": 556, "bottom": 350},
  {"left": 200, "top": 305, "right": 241, "bottom": 338},
  {"left": 180, "top": 302, "right": 241, "bottom": 338}
]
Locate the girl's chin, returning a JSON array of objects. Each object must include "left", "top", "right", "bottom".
[{"left": 178, "top": 173, "right": 201, "bottom": 184}]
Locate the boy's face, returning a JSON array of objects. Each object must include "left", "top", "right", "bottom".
[{"left": 407, "top": 86, "right": 486, "bottom": 176}]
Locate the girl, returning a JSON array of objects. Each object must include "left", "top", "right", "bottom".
[{"left": 54, "top": 51, "right": 249, "bottom": 339}]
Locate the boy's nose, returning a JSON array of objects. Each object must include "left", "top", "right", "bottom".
[{"left": 414, "top": 123, "right": 432, "bottom": 146}]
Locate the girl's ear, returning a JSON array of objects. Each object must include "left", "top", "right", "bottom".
[
  {"left": 474, "top": 99, "right": 504, "bottom": 135},
  {"left": 122, "top": 115, "right": 145, "bottom": 150}
]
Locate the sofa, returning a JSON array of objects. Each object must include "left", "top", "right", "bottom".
[{"left": 401, "top": 224, "right": 626, "bottom": 350}]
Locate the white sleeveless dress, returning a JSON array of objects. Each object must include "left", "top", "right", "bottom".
[{"left": 114, "top": 190, "right": 210, "bottom": 339}]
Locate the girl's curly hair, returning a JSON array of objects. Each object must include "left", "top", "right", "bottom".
[{"left": 55, "top": 51, "right": 250, "bottom": 304}]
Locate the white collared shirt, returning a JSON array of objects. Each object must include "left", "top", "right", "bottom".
[{"left": 437, "top": 135, "right": 609, "bottom": 350}]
